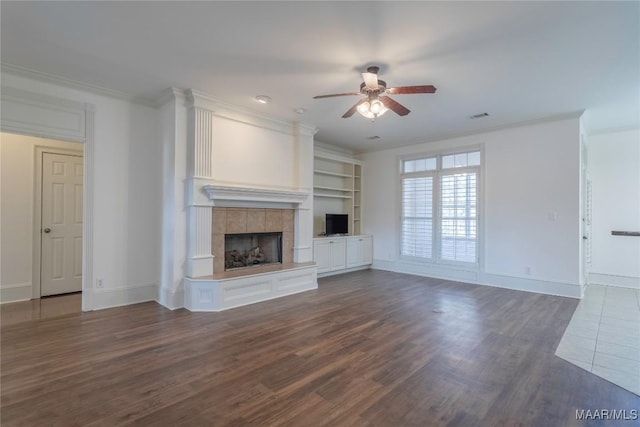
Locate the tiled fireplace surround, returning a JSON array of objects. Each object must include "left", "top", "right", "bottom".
[{"left": 212, "top": 207, "right": 295, "bottom": 273}]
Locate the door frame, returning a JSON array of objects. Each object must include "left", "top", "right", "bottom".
[
  {"left": 1, "top": 87, "right": 95, "bottom": 311},
  {"left": 33, "top": 146, "right": 84, "bottom": 299}
]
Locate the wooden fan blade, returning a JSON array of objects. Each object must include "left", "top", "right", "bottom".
[
  {"left": 386, "top": 85, "right": 437, "bottom": 95},
  {"left": 342, "top": 99, "right": 366, "bottom": 118},
  {"left": 380, "top": 96, "right": 410, "bottom": 116},
  {"left": 313, "top": 92, "right": 361, "bottom": 99},
  {"left": 362, "top": 72, "right": 379, "bottom": 90}
]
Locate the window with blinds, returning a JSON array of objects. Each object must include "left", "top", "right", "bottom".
[
  {"left": 440, "top": 172, "right": 477, "bottom": 262},
  {"left": 401, "top": 150, "right": 480, "bottom": 265},
  {"left": 401, "top": 176, "right": 433, "bottom": 258}
]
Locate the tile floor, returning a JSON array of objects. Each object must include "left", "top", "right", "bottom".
[{"left": 556, "top": 284, "right": 640, "bottom": 395}]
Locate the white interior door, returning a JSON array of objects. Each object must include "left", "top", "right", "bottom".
[{"left": 41, "top": 152, "right": 83, "bottom": 296}]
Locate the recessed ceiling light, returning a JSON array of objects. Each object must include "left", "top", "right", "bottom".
[
  {"left": 255, "top": 95, "right": 271, "bottom": 104},
  {"left": 294, "top": 107, "right": 307, "bottom": 114}
]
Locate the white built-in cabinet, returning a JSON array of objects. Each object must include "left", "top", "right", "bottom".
[
  {"left": 313, "top": 235, "right": 372, "bottom": 276},
  {"left": 313, "top": 147, "right": 372, "bottom": 276}
]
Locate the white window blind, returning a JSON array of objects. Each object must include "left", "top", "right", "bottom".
[
  {"left": 401, "top": 176, "right": 433, "bottom": 258},
  {"left": 400, "top": 150, "right": 480, "bottom": 265},
  {"left": 440, "top": 172, "right": 477, "bottom": 263}
]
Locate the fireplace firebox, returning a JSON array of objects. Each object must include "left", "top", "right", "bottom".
[{"left": 224, "top": 232, "right": 283, "bottom": 271}]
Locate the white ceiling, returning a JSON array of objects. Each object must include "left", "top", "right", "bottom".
[{"left": 1, "top": 1, "right": 638, "bottom": 152}]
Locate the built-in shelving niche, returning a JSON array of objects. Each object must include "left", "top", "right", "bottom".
[{"left": 313, "top": 153, "right": 362, "bottom": 236}]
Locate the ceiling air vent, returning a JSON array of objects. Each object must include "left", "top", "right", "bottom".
[{"left": 470, "top": 112, "right": 490, "bottom": 119}]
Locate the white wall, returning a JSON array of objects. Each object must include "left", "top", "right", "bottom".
[
  {"left": 588, "top": 129, "right": 640, "bottom": 288},
  {"left": 0, "top": 134, "right": 82, "bottom": 301},
  {"left": 1, "top": 73, "right": 161, "bottom": 308},
  {"left": 360, "top": 117, "right": 582, "bottom": 297},
  {"left": 211, "top": 116, "right": 297, "bottom": 189}
]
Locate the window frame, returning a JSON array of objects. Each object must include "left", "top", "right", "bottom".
[{"left": 398, "top": 147, "right": 482, "bottom": 269}]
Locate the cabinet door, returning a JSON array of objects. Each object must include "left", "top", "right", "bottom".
[
  {"left": 361, "top": 236, "right": 373, "bottom": 265},
  {"left": 329, "top": 239, "right": 346, "bottom": 270},
  {"left": 346, "top": 237, "right": 362, "bottom": 268},
  {"left": 313, "top": 240, "right": 331, "bottom": 274},
  {"left": 346, "top": 236, "right": 373, "bottom": 267}
]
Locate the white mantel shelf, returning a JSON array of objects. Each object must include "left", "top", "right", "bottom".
[{"left": 202, "top": 184, "right": 309, "bottom": 205}]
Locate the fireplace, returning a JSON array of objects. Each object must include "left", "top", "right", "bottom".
[
  {"left": 225, "top": 232, "right": 282, "bottom": 270},
  {"left": 211, "top": 207, "right": 295, "bottom": 274}
]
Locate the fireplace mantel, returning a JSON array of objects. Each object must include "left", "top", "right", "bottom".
[
  {"left": 191, "top": 178, "right": 310, "bottom": 208},
  {"left": 203, "top": 184, "right": 308, "bottom": 204}
]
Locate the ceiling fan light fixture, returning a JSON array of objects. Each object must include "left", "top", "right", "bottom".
[
  {"left": 370, "top": 99, "right": 384, "bottom": 114},
  {"left": 357, "top": 97, "right": 388, "bottom": 119},
  {"left": 313, "top": 65, "right": 434, "bottom": 119}
]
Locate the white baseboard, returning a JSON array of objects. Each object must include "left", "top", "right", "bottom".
[
  {"left": 0, "top": 282, "right": 33, "bottom": 304},
  {"left": 317, "top": 265, "right": 370, "bottom": 278},
  {"left": 372, "top": 259, "right": 582, "bottom": 299},
  {"left": 92, "top": 283, "right": 157, "bottom": 310},
  {"left": 157, "top": 284, "right": 185, "bottom": 310},
  {"left": 372, "top": 259, "right": 479, "bottom": 283},
  {"left": 481, "top": 272, "right": 582, "bottom": 298},
  {"left": 588, "top": 273, "right": 640, "bottom": 290}
]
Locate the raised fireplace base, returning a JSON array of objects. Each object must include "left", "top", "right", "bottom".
[{"left": 184, "top": 262, "right": 317, "bottom": 312}]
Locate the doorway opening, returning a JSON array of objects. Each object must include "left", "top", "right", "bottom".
[{"left": 0, "top": 133, "right": 83, "bottom": 314}]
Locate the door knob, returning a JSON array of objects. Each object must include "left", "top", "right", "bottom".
[{"left": 43, "top": 228, "right": 51, "bottom": 233}]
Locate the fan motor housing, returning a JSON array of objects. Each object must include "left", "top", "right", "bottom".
[{"left": 360, "top": 80, "right": 387, "bottom": 94}]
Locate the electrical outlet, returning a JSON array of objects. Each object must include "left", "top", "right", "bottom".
[{"left": 96, "top": 279, "right": 104, "bottom": 288}]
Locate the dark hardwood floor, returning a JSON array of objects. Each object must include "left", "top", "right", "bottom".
[{"left": 2, "top": 270, "right": 638, "bottom": 426}]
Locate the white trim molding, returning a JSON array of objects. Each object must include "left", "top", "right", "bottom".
[
  {"left": 372, "top": 260, "right": 582, "bottom": 299},
  {"left": 1, "top": 63, "right": 157, "bottom": 107},
  {"left": 0, "top": 283, "right": 33, "bottom": 304},
  {"left": 92, "top": 283, "right": 158, "bottom": 310},
  {"left": 157, "top": 283, "right": 186, "bottom": 311},
  {"left": 0, "top": 86, "right": 86, "bottom": 142},
  {"left": 202, "top": 184, "right": 310, "bottom": 206},
  {"left": 588, "top": 273, "right": 640, "bottom": 290}
]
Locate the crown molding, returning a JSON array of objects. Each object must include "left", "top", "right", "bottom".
[
  {"left": 155, "top": 87, "right": 187, "bottom": 107},
  {"left": 1, "top": 62, "right": 158, "bottom": 108},
  {"left": 314, "top": 140, "right": 356, "bottom": 158},
  {"left": 588, "top": 125, "right": 640, "bottom": 137}
]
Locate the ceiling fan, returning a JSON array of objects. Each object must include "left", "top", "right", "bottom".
[{"left": 313, "top": 66, "right": 437, "bottom": 120}]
